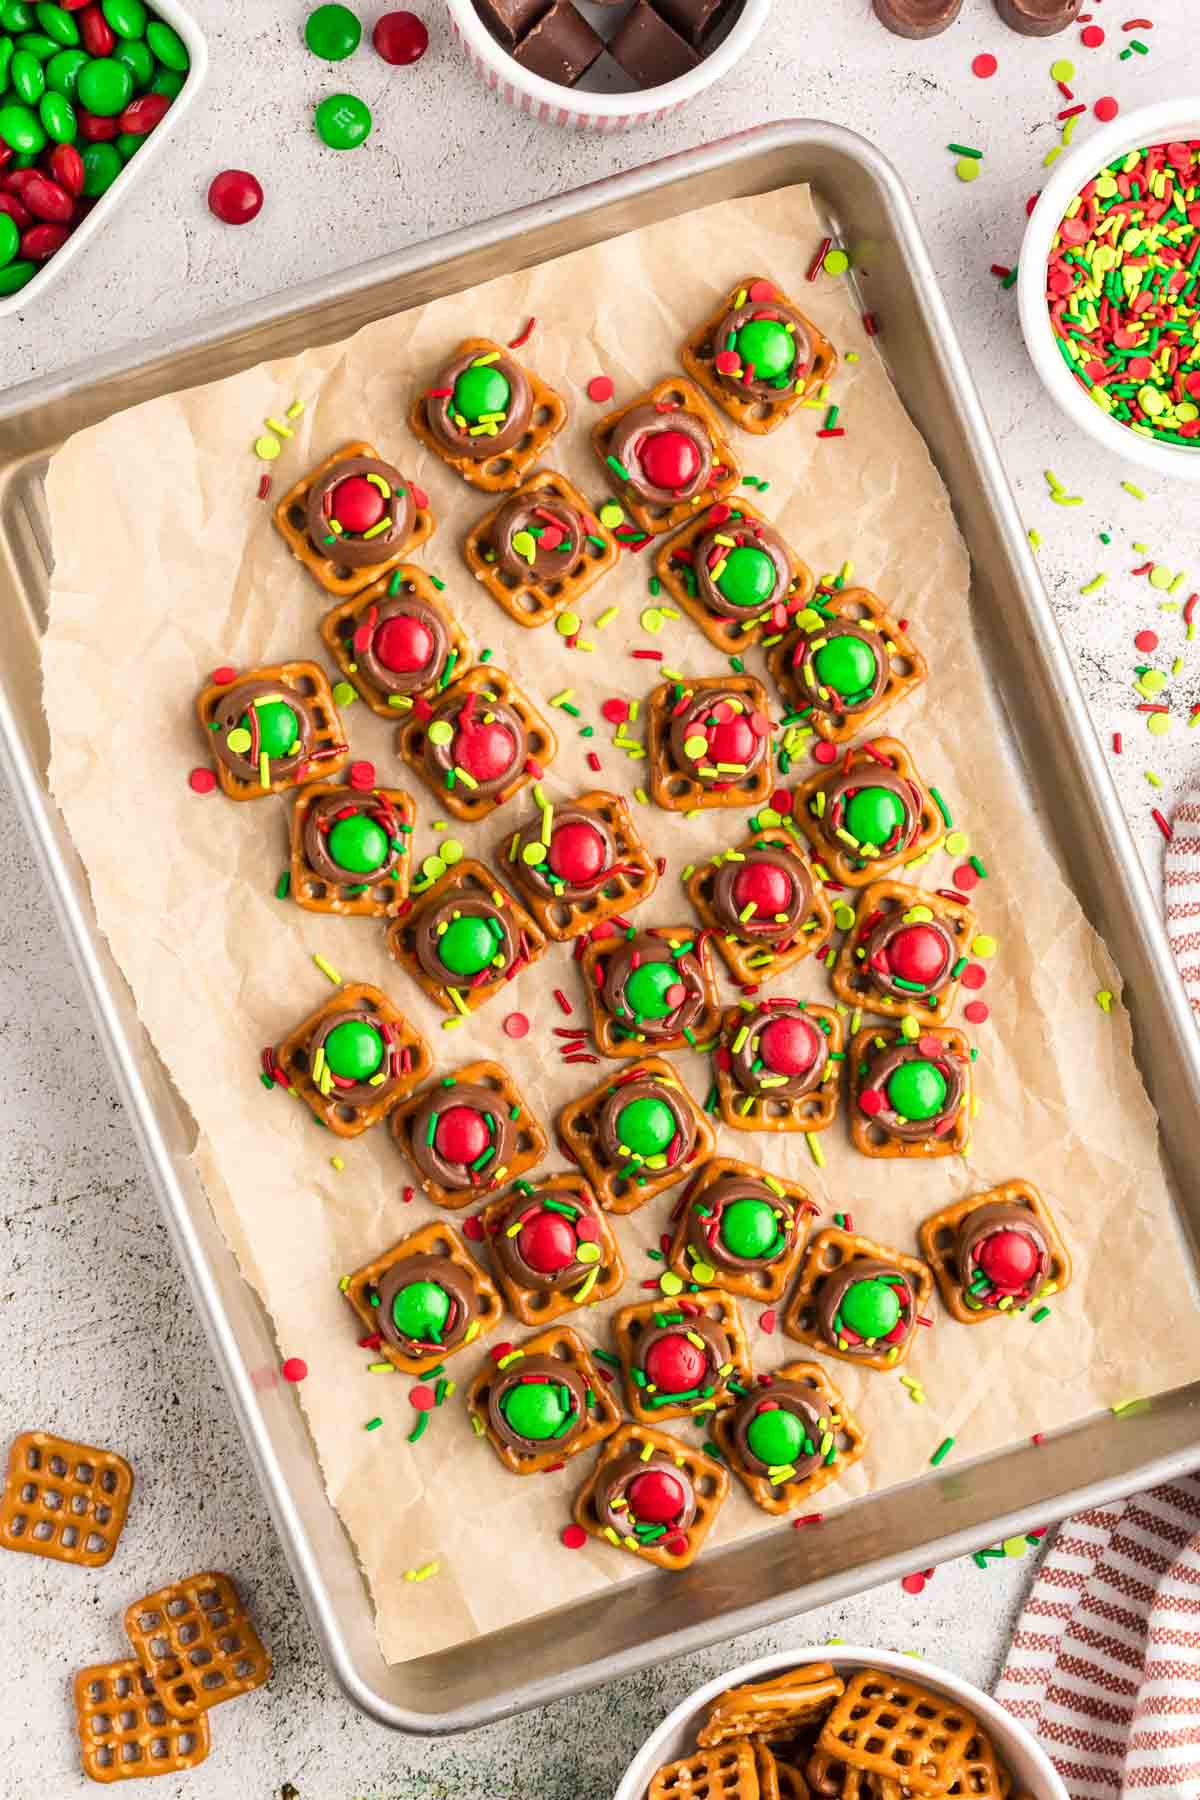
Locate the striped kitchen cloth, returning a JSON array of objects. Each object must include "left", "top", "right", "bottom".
[
  {"left": 1166, "top": 785, "right": 1200, "bottom": 1015},
  {"left": 995, "top": 1477, "right": 1200, "bottom": 1798}
]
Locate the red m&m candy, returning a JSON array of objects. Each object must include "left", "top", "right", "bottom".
[
  {"left": 639, "top": 429, "right": 699, "bottom": 491},
  {"left": 208, "top": 168, "right": 264, "bottom": 226},
  {"left": 627, "top": 1468, "right": 685, "bottom": 1525},
  {"left": 373, "top": 10, "right": 428, "bottom": 63}
]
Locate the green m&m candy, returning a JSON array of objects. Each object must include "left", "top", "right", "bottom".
[
  {"left": 0, "top": 2, "right": 33, "bottom": 30},
  {"left": 46, "top": 46, "right": 87, "bottom": 95},
  {"left": 11, "top": 48, "right": 44, "bottom": 102},
  {"left": 314, "top": 91, "right": 370, "bottom": 149},
  {"left": 623, "top": 960, "right": 680, "bottom": 1020},
  {"left": 322, "top": 1018, "right": 384, "bottom": 1082},
  {"left": 843, "top": 784, "right": 905, "bottom": 848},
  {"left": 240, "top": 698, "right": 297, "bottom": 760},
  {"left": 719, "top": 1196, "right": 779, "bottom": 1261},
  {"left": 885, "top": 1058, "right": 947, "bottom": 1122},
  {"left": 0, "top": 38, "right": 13, "bottom": 89},
  {"left": 145, "top": 17, "right": 189, "bottom": 69},
  {"left": 0, "top": 257, "right": 35, "bottom": 293},
  {"left": 734, "top": 316, "right": 795, "bottom": 382},
  {"left": 81, "top": 139, "right": 121, "bottom": 194},
  {"left": 76, "top": 56, "right": 132, "bottom": 115},
  {"left": 840, "top": 1275, "right": 902, "bottom": 1339},
  {"left": 500, "top": 1380, "right": 571, "bottom": 1441},
  {"left": 813, "top": 634, "right": 877, "bottom": 699},
  {"left": 0, "top": 213, "right": 19, "bottom": 269},
  {"left": 305, "top": 3, "right": 361, "bottom": 60},
  {"left": 14, "top": 30, "right": 56, "bottom": 54},
  {"left": 39, "top": 88, "right": 74, "bottom": 141},
  {"left": 617, "top": 1095, "right": 675, "bottom": 1157},
  {"left": 745, "top": 1405, "right": 806, "bottom": 1467},
  {"left": 716, "top": 543, "right": 776, "bottom": 608},
  {"left": 148, "top": 64, "right": 183, "bottom": 97},
  {"left": 0, "top": 100, "right": 45, "bottom": 151},
  {"left": 392, "top": 1277, "right": 449, "bottom": 1342},
  {"left": 35, "top": 2, "right": 78, "bottom": 45},
  {"left": 115, "top": 129, "right": 141, "bottom": 160},
  {"left": 452, "top": 362, "right": 510, "bottom": 422},
  {"left": 113, "top": 36, "right": 154, "bottom": 88},
  {"left": 328, "top": 813, "right": 388, "bottom": 874},
  {"left": 101, "top": 0, "right": 147, "bottom": 39},
  {"left": 437, "top": 914, "right": 498, "bottom": 977}
]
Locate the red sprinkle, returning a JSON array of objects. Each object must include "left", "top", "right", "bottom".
[
  {"left": 601, "top": 698, "right": 630, "bottom": 723},
  {"left": 503, "top": 1011, "right": 530, "bottom": 1038},
  {"left": 632, "top": 648, "right": 663, "bottom": 660},
  {"left": 953, "top": 864, "right": 980, "bottom": 892},
  {"left": 964, "top": 1000, "right": 990, "bottom": 1025},
  {"left": 961, "top": 963, "right": 987, "bottom": 991},
  {"left": 462, "top": 1214, "right": 485, "bottom": 1241},
  {"left": 1113, "top": 732, "right": 1123, "bottom": 754},
  {"left": 817, "top": 428, "right": 846, "bottom": 439},
  {"left": 553, "top": 988, "right": 573, "bottom": 1015},
  {"left": 862, "top": 313, "right": 879, "bottom": 337},
  {"left": 211, "top": 665, "right": 237, "bottom": 685},
  {"left": 188, "top": 767, "right": 217, "bottom": 794},
  {"left": 587, "top": 375, "right": 614, "bottom": 403},
  {"left": 769, "top": 787, "right": 793, "bottom": 813},
  {"left": 1094, "top": 95, "right": 1119, "bottom": 121},
  {"left": 813, "top": 740, "right": 838, "bottom": 765},
  {"left": 1080, "top": 23, "right": 1105, "bottom": 44},
  {"left": 1152, "top": 807, "right": 1173, "bottom": 842},
  {"left": 257, "top": 475, "right": 272, "bottom": 500},
  {"left": 349, "top": 759, "right": 376, "bottom": 790},
  {"left": 1134, "top": 630, "right": 1158, "bottom": 652},
  {"left": 1056, "top": 104, "right": 1086, "bottom": 119},
  {"left": 587, "top": 751, "right": 602, "bottom": 773},
  {"left": 490, "top": 1342, "right": 514, "bottom": 1363},
  {"left": 760, "top": 1309, "right": 776, "bottom": 1336},
  {"left": 1057, "top": 79, "right": 1074, "bottom": 98},
  {"left": 507, "top": 317, "right": 536, "bottom": 349},
  {"left": 403, "top": 1186, "right": 415, "bottom": 1204},
  {"left": 901, "top": 1572, "right": 928, "bottom": 1595},
  {"left": 409, "top": 1383, "right": 436, "bottom": 1411},
  {"left": 806, "top": 236, "right": 832, "bottom": 281},
  {"left": 793, "top": 1513, "right": 824, "bottom": 1528},
  {"left": 972, "top": 51, "right": 998, "bottom": 76},
  {"left": 990, "top": 264, "right": 1012, "bottom": 278},
  {"left": 562, "top": 1523, "right": 588, "bottom": 1550},
  {"left": 858, "top": 1089, "right": 884, "bottom": 1116},
  {"left": 281, "top": 1357, "right": 308, "bottom": 1383}
]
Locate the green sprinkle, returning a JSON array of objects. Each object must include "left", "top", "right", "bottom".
[
  {"left": 407, "top": 1411, "right": 429, "bottom": 1444},
  {"left": 275, "top": 871, "right": 290, "bottom": 899},
  {"left": 947, "top": 142, "right": 982, "bottom": 159},
  {"left": 365, "top": 1417, "right": 382, "bottom": 1431},
  {"left": 929, "top": 1436, "right": 955, "bottom": 1467}
]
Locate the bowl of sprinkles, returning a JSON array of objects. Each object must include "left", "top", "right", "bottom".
[{"left": 1020, "top": 102, "right": 1200, "bottom": 479}]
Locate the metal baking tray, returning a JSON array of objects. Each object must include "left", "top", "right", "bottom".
[{"left": 2, "top": 121, "right": 1199, "bottom": 1735}]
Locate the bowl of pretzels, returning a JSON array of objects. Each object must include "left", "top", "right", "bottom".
[{"left": 614, "top": 1647, "right": 1067, "bottom": 1800}]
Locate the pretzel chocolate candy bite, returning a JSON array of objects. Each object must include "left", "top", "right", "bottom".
[
  {"left": 274, "top": 981, "right": 432, "bottom": 1138},
  {"left": 851, "top": 1023, "right": 973, "bottom": 1158},
  {"left": 784, "top": 1227, "right": 934, "bottom": 1371},
  {"left": 668, "top": 1156, "right": 815, "bottom": 1301},
  {"left": 391, "top": 1059, "right": 547, "bottom": 1208},
  {"left": 387, "top": 859, "right": 547, "bottom": 1015},
  {"left": 612, "top": 1291, "right": 751, "bottom": 1425},
  {"left": 714, "top": 999, "right": 844, "bottom": 1133},
  {"left": 647, "top": 673, "right": 775, "bottom": 812},
  {"left": 873, "top": 0, "right": 962, "bottom": 35},
  {"left": 481, "top": 1173, "right": 624, "bottom": 1323},
  {"left": 681, "top": 274, "right": 838, "bottom": 431},
  {"left": 714, "top": 1361, "right": 866, "bottom": 1515},
  {"left": 572, "top": 1422, "right": 729, "bottom": 1569},
  {"left": 994, "top": 0, "right": 1080, "bottom": 34},
  {"left": 581, "top": 924, "right": 722, "bottom": 1057},
  {"left": 688, "top": 827, "right": 833, "bottom": 985},
  {"left": 397, "top": 663, "right": 556, "bottom": 822},
  {"left": 466, "top": 1324, "right": 620, "bottom": 1475},
  {"left": 274, "top": 440, "right": 435, "bottom": 596},
  {"left": 409, "top": 338, "right": 567, "bottom": 492},
  {"left": 592, "top": 377, "right": 740, "bottom": 537},
  {"left": 195, "top": 661, "right": 349, "bottom": 800},
  {"left": 498, "top": 788, "right": 659, "bottom": 941},
  {"left": 792, "top": 736, "right": 941, "bottom": 886},
  {"left": 767, "top": 588, "right": 927, "bottom": 744},
  {"left": 656, "top": 497, "right": 815, "bottom": 655},
  {"left": 320, "top": 567, "right": 470, "bottom": 718},
  {"left": 464, "top": 468, "right": 618, "bottom": 627},
  {"left": 343, "top": 1220, "right": 504, "bottom": 1374},
  {"left": 289, "top": 781, "right": 415, "bottom": 916},
  {"left": 831, "top": 880, "right": 974, "bottom": 1025},
  {"left": 557, "top": 1056, "right": 715, "bottom": 1213},
  {"left": 919, "top": 1179, "right": 1071, "bottom": 1322}
]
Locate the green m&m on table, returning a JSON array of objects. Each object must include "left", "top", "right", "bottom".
[
  {"left": 305, "top": 2, "right": 361, "bottom": 60},
  {"left": 314, "top": 90, "right": 371, "bottom": 149}
]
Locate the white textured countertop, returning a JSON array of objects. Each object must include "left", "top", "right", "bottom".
[{"left": 2, "top": 1, "right": 1197, "bottom": 1793}]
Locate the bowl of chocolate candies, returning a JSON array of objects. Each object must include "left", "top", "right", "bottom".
[{"left": 444, "top": 0, "right": 770, "bottom": 130}]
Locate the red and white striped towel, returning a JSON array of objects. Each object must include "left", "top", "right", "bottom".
[
  {"left": 1166, "top": 784, "right": 1200, "bottom": 1016},
  {"left": 995, "top": 1477, "right": 1200, "bottom": 1796}
]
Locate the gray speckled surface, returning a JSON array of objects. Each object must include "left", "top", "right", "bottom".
[{"left": 3, "top": 0, "right": 1199, "bottom": 1793}]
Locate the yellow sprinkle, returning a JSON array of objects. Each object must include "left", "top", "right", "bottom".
[
  {"left": 595, "top": 607, "right": 619, "bottom": 629},
  {"left": 265, "top": 417, "right": 294, "bottom": 438},
  {"left": 446, "top": 987, "right": 470, "bottom": 1016},
  {"left": 634, "top": 787, "right": 649, "bottom": 805},
  {"left": 805, "top": 1132, "right": 825, "bottom": 1168},
  {"left": 330, "top": 1155, "right": 344, "bottom": 1172},
  {"left": 403, "top": 1560, "right": 439, "bottom": 1582},
  {"left": 286, "top": 399, "right": 305, "bottom": 419},
  {"left": 441, "top": 1015, "right": 465, "bottom": 1030},
  {"left": 254, "top": 433, "right": 281, "bottom": 461},
  {"left": 970, "top": 934, "right": 996, "bottom": 959},
  {"left": 313, "top": 953, "right": 342, "bottom": 985},
  {"left": 1121, "top": 481, "right": 1145, "bottom": 499}
]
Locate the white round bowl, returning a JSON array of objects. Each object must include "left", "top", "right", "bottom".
[
  {"left": 1018, "top": 100, "right": 1200, "bottom": 483},
  {"left": 613, "top": 1645, "right": 1070, "bottom": 1800},
  {"left": 444, "top": 0, "right": 771, "bottom": 132}
]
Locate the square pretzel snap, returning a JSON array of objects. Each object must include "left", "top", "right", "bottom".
[
  {"left": 791, "top": 736, "right": 942, "bottom": 888},
  {"left": 816, "top": 1668, "right": 978, "bottom": 1797},
  {"left": 124, "top": 1572, "right": 270, "bottom": 1721},
  {"left": 612, "top": 1290, "right": 751, "bottom": 1426},
  {"left": 396, "top": 662, "right": 557, "bottom": 822},
  {"left": 713, "top": 1361, "right": 866, "bottom": 1517},
  {"left": 386, "top": 858, "right": 547, "bottom": 1016},
  {"left": 1, "top": 1431, "right": 133, "bottom": 1568},
  {"left": 390, "top": 1059, "right": 547, "bottom": 1209},
  {"left": 275, "top": 981, "right": 432, "bottom": 1138},
  {"left": 646, "top": 674, "right": 775, "bottom": 813},
  {"left": 74, "top": 1659, "right": 209, "bottom": 1783},
  {"left": 591, "top": 377, "right": 741, "bottom": 539},
  {"left": 918, "top": 1180, "right": 1071, "bottom": 1324},
  {"left": 831, "top": 881, "right": 975, "bottom": 1027},
  {"left": 557, "top": 1056, "right": 716, "bottom": 1215},
  {"left": 463, "top": 467, "right": 619, "bottom": 627},
  {"left": 667, "top": 1155, "right": 816, "bottom": 1303},
  {"left": 465, "top": 1322, "right": 621, "bottom": 1475},
  {"left": 288, "top": 782, "right": 415, "bottom": 917},
  {"left": 480, "top": 1173, "right": 624, "bottom": 1325},
  {"left": 273, "top": 440, "right": 435, "bottom": 598},
  {"left": 714, "top": 1000, "right": 844, "bottom": 1135},
  {"left": 654, "top": 496, "right": 815, "bottom": 656},
  {"left": 767, "top": 587, "right": 927, "bottom": 746},
  {"left": 696, "top": 1664, "right": 845, "bottom": 1747},
  {"left": 783, "top": 1227, "right": 934, "bottom": 1372},
  {"left": 849, "top": 1023, "right": 973, "bottom": 1160},
  {"left": 681, "top": 273, "right": 838, "bottom": 434},
  {"left": 495, "top": 788, "right": 659, "bottom": 942},
  {"left": 572, "top": 1422, "right": 729, "bottom": 1570},
  {"left": 319, "top": 566, "right": 471, "bottom": 719},
  {"left": 195, "top": 661, "right": 349, "bottom": 801},
  {"left": 648, "top": 1739, "right": 761, "bottom": 1800},
  {"left": 343, "top": 1219, "right": 503, "bottom": 1374},
  {"left": 687, "top": 827, "right": 834, "bottom": 987},
  {"left": 409, "top": 338, "right": 567, "bottom": 493},
  {"left": 580, "top": 924, "right": 723, "bottom": 1058}
]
